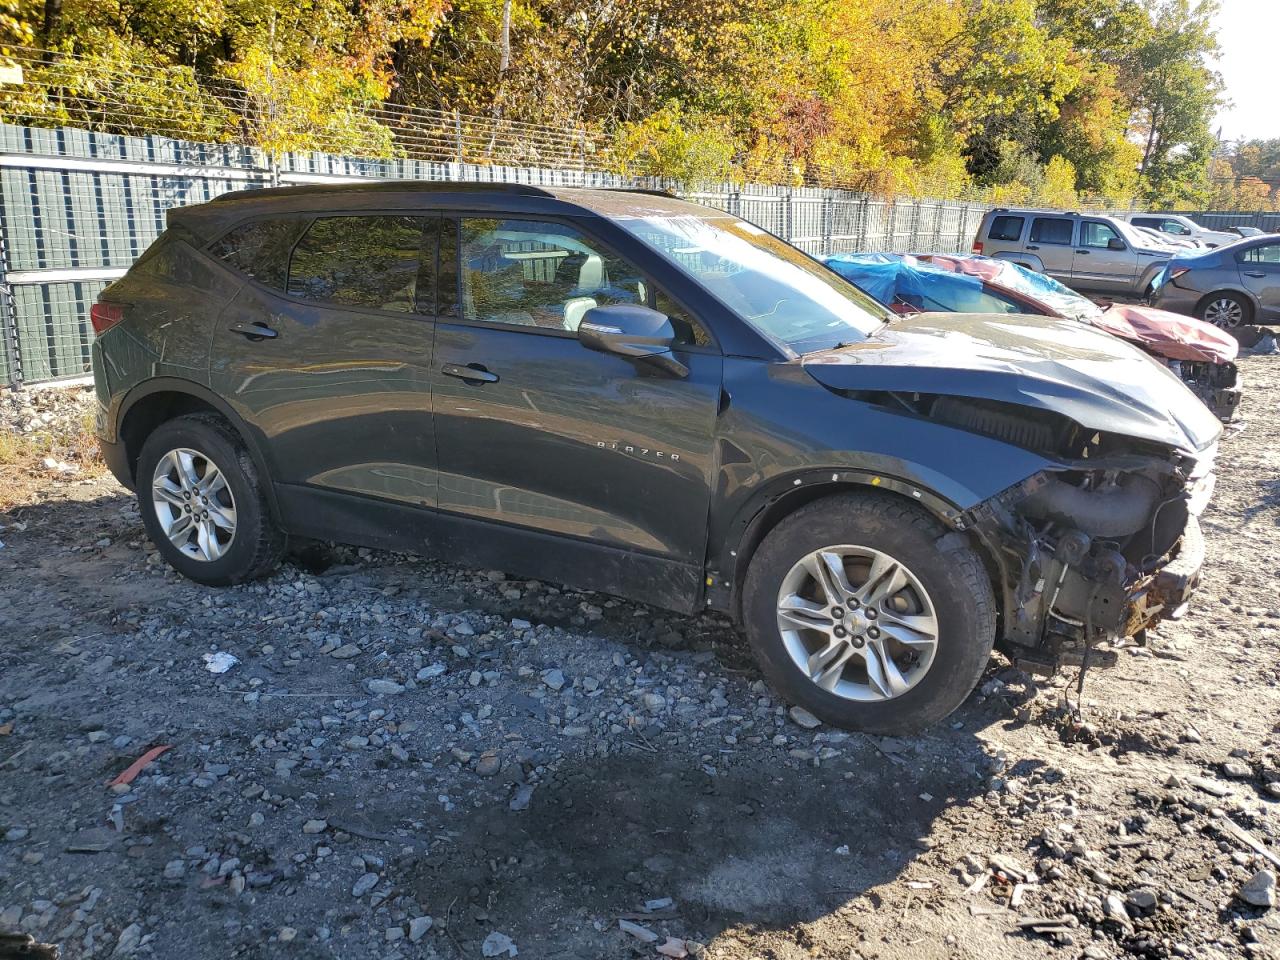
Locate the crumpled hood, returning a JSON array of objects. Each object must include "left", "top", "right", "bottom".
[
  {"left": 1094, "top": 304, "right": 1239, "bottom": 364},
  {"left": 804, "top": 312, "right": 1222, "bottom": 454}
]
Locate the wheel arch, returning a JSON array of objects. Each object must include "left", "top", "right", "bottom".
[
  {"left": 992, "top": 251, "right": 1044, "bottom": 273},
  {"left": 1194, "top": 287, "right": 1257, "bottom": 323},
  {"left": 713, "top": 470, "right": 998, "bottom": 624},
  {"left": 115, "top": 379, "right": 280, "bottom": 517}
]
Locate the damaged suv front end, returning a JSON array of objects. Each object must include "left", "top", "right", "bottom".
[
  {"left": 961, "top": 422, "right": 1214, "bottom": 672},
  {"left": 801, "top": 310, "right": 1221, "bottom": 675}
]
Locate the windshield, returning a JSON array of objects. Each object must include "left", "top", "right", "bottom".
[
  {"left": 1114, "top": 219, "right": 1168, "bottom": 249},
  {"left": 614, "top": 213, "right": 885, "bottom": 353}
]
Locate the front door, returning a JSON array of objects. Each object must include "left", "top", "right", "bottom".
[
  {"left": 428, "top": 215, "right": 723, "bottom": 578},
  {"left": 1026, "top": 216, "right": 1076, "bottom": 281},
  {"left": 1237, "top": 241, "right": 1280, "bottom": 323},
  {"left": 208, "top": 213, "right": 439, "bottom": 509},
  {"left": 1072, "top": 219, "right": 1137, "bottom": 293}
]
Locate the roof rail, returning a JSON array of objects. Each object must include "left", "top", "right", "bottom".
[
  {"left": 211, "top": 181, "right": 556, "bottom": 202},
  {"left": 605, "top": 186, "right": 679, "bottom": 199}
]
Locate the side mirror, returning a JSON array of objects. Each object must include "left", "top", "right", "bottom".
[
  {"left": 1107, "top": 238, "right": 1126, "bottom": 251},
  {"left": 578, "top": 303, "right": 688, "bottom": 377}
]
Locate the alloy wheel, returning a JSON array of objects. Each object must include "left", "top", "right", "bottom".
[
  {"left": 1204, "top": 297, "right": 1244, "bottom": 328},
  {"left": 775, "top": 545, "right": 939, "bottom": 703},
  {"left": 151, "top": 447, "right": 237, "bottom": 562}
]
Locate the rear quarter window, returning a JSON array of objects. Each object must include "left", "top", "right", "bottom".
[
  {"left": 987, "top": 215, "right": 1024, "bottom": 242},
  {"left": 208, "top": 218, "right": 308, "bottom": 290}
]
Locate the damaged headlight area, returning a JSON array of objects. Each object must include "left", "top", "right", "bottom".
[
  {"left": 935, "top": 397, "right": 1217, "bottom": 675},
  {"left": 1167, "top": 358, "right": 1241, "bottom": 423}
]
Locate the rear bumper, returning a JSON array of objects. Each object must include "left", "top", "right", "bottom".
[
  {"left": 99, "top": 436, "right": 134, "bottom": 491},
  {"left": 1151, "top": 285, "right": 1201, "bottom": 316}
]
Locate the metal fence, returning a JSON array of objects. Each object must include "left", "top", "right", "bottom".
[
  {"left": 0, "top": 122, "right": 1003, "bottom": 386},
  {"left": 1170, "top": 210, "right": 1280, "bottom": 233}
]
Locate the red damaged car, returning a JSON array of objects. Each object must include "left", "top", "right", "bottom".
[{"left": 823, "top": 253, "right": 1241, "bottom": 422}]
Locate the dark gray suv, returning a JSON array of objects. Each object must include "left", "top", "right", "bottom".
[{"left": 91, "top": 183, "right": 1220, "bottom": 733}]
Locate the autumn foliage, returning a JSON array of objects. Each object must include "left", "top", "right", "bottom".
[{"left": 1, "top": 0, "right": 1267, "bottom": 208}]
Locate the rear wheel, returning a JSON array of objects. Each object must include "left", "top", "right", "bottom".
[
  {"left": 1198, "top": 292, "right": 1251, "bottom": 328},
  {"left": 136, "top": 414, "right": 284, "bottom": 585},
  {"left": 741, "top": 492, "right": 996, "bottom": 734}
]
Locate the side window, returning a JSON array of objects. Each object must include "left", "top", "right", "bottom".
[
  {"left": 1163, "top": 220, "right": 1190, "bottom": 236},
  {"left": 1080, "top": 221, "right": 1122, "bottom": 249},
  {"left": 456, "top": 217, "right": 711, "bottom": 345},
  {"left": 1239, "top": 243, "right": 1280, "bottom": 265},
  {"left": 1030, "top": 217, "right": 1074, "bottom": 245},
  {"left": 287, "top": 216, "right": 428, "bottom": 312},
  {"left": 208, "top": 219, "right": 306, "bottom": 289},
  {"left": 988, "top": 215, "right": 1024, "bottom": 242},
  {"left": 1132, "top": 217, "right": 1159, "bottom": 230}
]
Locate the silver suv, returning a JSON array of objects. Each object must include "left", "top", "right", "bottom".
[{"left": 973, "top": 208, "right": 1173, "bottom": 297}]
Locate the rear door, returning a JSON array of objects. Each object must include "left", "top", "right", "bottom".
[
  {"left": 428, "top": 214, "right": 723, "bottom": 574},
  {"left": 1072, "top": 219, "right": 1138, "bottom": 293},
  {"left": 208, "top": 213, "right": 439, "bottom": 509},
  {"left": 1026, "top": 216, "right": 1076, "bottom": 280},
  {"left": 1237, "top": 241, "right": 1280, "bottom": 322}
]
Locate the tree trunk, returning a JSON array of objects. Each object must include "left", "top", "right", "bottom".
[{"left": 40, "top": 0, "right": 62, "bottom": 42}]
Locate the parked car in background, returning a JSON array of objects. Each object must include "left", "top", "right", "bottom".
[
  {"left": 91, "top": 182, "right": 1221, "bottom": 734},
  {"left": 972, "top": 208, "right": 1173, "bottom": 296},
  {"left": 1152, "top": 235, "right": 1280, "bottom": 329},
  {"left": 1121, "top": 213, "right": 1239, "bottom": 249},
  {"left": 823, "top": 253, "right": 1242, "bottom": 421},
  {"left": 1134, "top": 225, "right": 1202, "bottom": 250},
  {"left": 1227, "top": 226, "right": 1264, "bottom": 239}
]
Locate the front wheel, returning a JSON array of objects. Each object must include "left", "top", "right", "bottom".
[{"left": 741, "top": 492, "right": 996, "bottom": 734}]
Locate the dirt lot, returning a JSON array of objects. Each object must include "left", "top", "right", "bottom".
[{"left": 1, "top": 358, "right": 1278, "bottom": 960}]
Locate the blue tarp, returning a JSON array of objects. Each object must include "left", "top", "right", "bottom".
[{"left": 823, "top": 253, "right": 987, "bottom": 311}]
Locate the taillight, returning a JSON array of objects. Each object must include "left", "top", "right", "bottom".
[
  {"left": 1169, "top": 267, "right": 1191, "bottom": 282},
  {"left": 972, "top": 241, "right": 984, "bottom": 255},
  {"left": 90, "top": 301, "right": 124, "bottom": 336}
]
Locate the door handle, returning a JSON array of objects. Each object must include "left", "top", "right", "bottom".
[
  {"left": 229, "top": 320, "right": 277, "bottom": 341},
  {"left": 1075, "top": 249, "right": 1090, "bottom": 255},
  {"left": 442, "top": 362, "right": 499, "bottom": 384},
  {"left": 1244, "top": 270, "right": 1266, "bottom": 278},
  {"left": 1026, "top": 244, "right": 1040, "bottom": 251}
]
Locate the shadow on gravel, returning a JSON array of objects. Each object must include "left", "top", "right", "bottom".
[
  {"left": 396, "top": 731, "right": 990, "bottom": 956},
  {"left": 1241, "top": 477, "right": 1280, "bottom": 524}
]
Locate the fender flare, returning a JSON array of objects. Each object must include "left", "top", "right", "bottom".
[
  {"left": 114, "top": 377, "right": 281, "bottom": 517},
  {"left": 707, "top": 466, "right": 969, "bottom": 616},
  {"left": 991, "top": 251, "right": 1044, "bottom": 273}
]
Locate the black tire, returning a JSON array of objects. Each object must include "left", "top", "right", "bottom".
[
  {"left": 741, "top": 491, "right": 996, "bottom": 735},
  {"left": 135, "top": 414, "right": 284, "bottom": 586},
  {"left": 1196, "top": 291, "right": 1252, "bottom": 329}
]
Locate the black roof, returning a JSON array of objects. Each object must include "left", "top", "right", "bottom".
[{"left": 171, "top": 181, "right": 706, "bottom": 239}]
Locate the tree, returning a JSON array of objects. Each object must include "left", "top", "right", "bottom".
[{"left": 1128, "top": 0, "right": 1223, "bottom": 204}]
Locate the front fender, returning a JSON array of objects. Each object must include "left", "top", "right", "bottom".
[{"left": 706, "top": 359, "right": 1055, "bottom": 603}]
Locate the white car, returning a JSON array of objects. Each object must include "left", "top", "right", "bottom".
[{"left": 1124, "top": 213, "right": 1239, "bottom": 249}]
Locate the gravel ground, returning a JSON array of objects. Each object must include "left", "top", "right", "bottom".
[{"left": 1, "top": 358, "right": 1279, "bottom": 960}]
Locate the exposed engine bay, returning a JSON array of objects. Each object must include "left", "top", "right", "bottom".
[
  {"left": 1166, "top": 358, "right": 1241, "bottom": 423},
  {"left": 917, "top": 395, "right": 1214, "bottom": 673}
]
